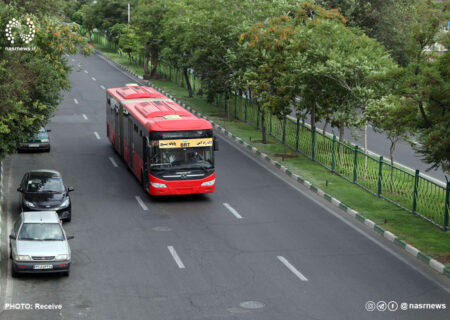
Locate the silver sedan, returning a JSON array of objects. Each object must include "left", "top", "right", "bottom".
[{"left": 9, "top": 211, "right": 74, "bottom": 277}]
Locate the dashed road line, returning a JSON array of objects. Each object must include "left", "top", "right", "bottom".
[
  {"left": 74, "top": 98, "right": 79, "bottom": 104},
  {"left": 91, "top": 77, "right": 96, "bottom": 81},
  {"left": 100, "top": 85, "right": 106, "bottom": 90},
  {"left": 84, "top": 70, "right": 88, "bottom": 74},
  {"left": 135, "top": 196, "right": 148, "bottom": 211},
  {"left": 82, "top": 114, "right": 88, "bottom": 120},
  {"left": 94, "top": 131, "right": 100, "bottom": 140},
  {"left": 168, "top": 246, "right": 185, "bottom": 269},
  {"left": 277, "top": 256, "right": 308, "bottom": 282},
  {"left": 109, "top": 157, "right": 118, "bottom": 168},
  {"left": 223, "top": 203, "right": 243, "bottom": 219}
]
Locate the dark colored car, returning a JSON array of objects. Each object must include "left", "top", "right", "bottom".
[
  {"left": 17, "top": 170, "right": 74, "bottom": 222},
  {"left": 18, "top": 127, "right": 51, "bottom": 152}
]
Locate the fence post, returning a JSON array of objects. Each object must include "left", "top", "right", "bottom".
[
  {"left": 353, "top": 145, "right": 359, "bottom": 183},
  {"left": 331, "top": 135, "right": 336, "bottom": 173},
  {"left": 444, "top": 180, "right": 449, "bottom": 231},
  {"left": 282, "top": 116, "right": 286, "bottom": 144},
  {"left": 412, "top": 169, "right": 420, "bottom": 213},
  {"left": 295, "top": 118, "right": 300, "bottom": 151},
  {"left": 193, "top": 74, "right": 196, "bottom": 94},
  {"left": 377, "top": 156, "right": 383, "bottom": 197},
  {"left": 311, "top": 128, "right": 316, "bottom": 161}
]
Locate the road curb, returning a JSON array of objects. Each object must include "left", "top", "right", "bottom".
[{"left": 94, "top": 50, "right": 450, "bottom": 280}]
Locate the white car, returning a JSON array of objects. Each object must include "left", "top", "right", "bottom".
[{"left": 9, "top": 211, "right": 74, "bottom": 277}]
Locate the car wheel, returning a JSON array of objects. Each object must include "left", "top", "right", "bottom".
[
  {"left": 64, "top": 214, "right": 71, "bottom": 223},
  {"left": 46, "top": 146, "right": 51, "bottom": 152},
  {"left": 9, "top": 245, "right": 12, "bottom": 259},
  {"left": 62, "top": 270, "right": 70, "bottom": 277},
  {"left": 11, "top": 264, "right": 18, "bottom": 278}
]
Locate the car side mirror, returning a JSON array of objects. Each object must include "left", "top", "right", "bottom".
[
  {"left": 67, "top": 235, "right": 74, "bottom": 240},
  {"left": 67, "top": 187, "right": 74, "bottom": 192},
  {"left": 17, "top": 187, "right": 23, "bottom": 193},
  {"left": 9, "top": 234, "right": 16, "bottom": 240}
]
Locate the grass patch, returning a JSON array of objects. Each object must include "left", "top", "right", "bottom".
[{"left": 93, "top": 43, "right": 450, "bottom": 268}]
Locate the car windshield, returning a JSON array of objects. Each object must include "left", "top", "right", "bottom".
[
  {"left": 18, "top": 223, "right": 65, "bottom": 241},
  {"left": 26, "top": 176, "right": 64, "bottom": 193}
]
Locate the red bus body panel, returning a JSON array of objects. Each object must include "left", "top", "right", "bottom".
[{"left": 149, "top": 172, "right": 216, "bottom": 195}]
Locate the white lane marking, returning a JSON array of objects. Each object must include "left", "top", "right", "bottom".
[
  {"left": 109, "top": 157, "right": 118, "bottom": 167},
  {"left": 223, "top": 203, "right": 243, "bottom": 219},
  {"left": 94, "top": 131, "right": 100, "bottom": 140},
  {"left": 100, "top": 85, "right": 106, "bottom": 90},
  {"left": 135, "top": 196, "right": 148, "bottom": 211},
  {"left": 74, "top": 98, "right": 79, "bottom": 104},
  {"left": 71, "top": 58, "right": 75, "bottom": 62},
  {"left": 92, "top": 77, "right": 96, "bottom": 81},
  {"left": 277, "top": 256, "right": 308, "bottom": 282},
  {"left": 220, "top": 137, "right": 450, "bottom": 293},
  {"left": 84, "top": 70, "right": 88, "bottom": 74},
  {"left": 82, "top": 114, "right": 88, "bottom": 120},
  {"left": 168, "top": 246, "right": 185, "bottom": 269}
]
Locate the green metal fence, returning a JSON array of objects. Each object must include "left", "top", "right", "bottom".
[{"left": 88, "top": 31, "right": 449, "bottom": 231}]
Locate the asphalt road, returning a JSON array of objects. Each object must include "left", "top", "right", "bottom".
[{"left": 0, "top": 52, "right": 448, "bottom": 320}]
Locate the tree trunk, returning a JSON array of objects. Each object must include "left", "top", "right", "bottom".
[
  {"left": 364, "top": 122, "right": 368, "bottom": 178},
  {"left": 282, "top": 119, "right": 287, "bottom": 161},
  {"left": 261, "top": 107, "right": 267, "bottom": 144},
  {"left": 389, "top": 139, "right": 398, "bottom": 193},
  {"left": 322, "top": 119, "right": 329, "bottom": 141},
  {"left": 150, "top": 51, "right": 159, "bottom": 79},
  {"left": 311, "top": 102, "right": 316, "bottom": 130},
  {"left": 183, "top": 68, "right": 193, "bottom": 98},
  {"left": 338, "top": 121, "right": 345, "bottom": 162}
]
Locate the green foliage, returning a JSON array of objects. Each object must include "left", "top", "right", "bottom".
[
  {"left": 118, "top": 25, "right": 138, "bottom": 59},
  {"left": 0, "top": 2, "right": 92, "bottom": 158}
]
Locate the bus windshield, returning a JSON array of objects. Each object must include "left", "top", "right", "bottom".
[{"left": 150, "top": 146, "right": 213, "bottom": 170}]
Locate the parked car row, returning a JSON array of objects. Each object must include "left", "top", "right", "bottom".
[{"left": 10, "top": 168, "right": 75, "bottom": 277}]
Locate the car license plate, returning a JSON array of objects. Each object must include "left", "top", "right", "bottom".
[
  {"left": 28, "top": 144, "right": 40, "bottom": 147},
  {"left": 33, "top": 265, "right": 53, "bottom": 270}
]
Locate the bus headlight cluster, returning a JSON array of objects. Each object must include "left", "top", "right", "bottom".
[
  {"left": 151, "top": 182, "right": 167, "bottom": 188},
  {"left": 201, "top": 179, "right": 215, "bottom": 187}
]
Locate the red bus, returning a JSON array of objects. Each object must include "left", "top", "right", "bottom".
[{"left": 106, "top": 84, "right": 217, "bottom": 195}]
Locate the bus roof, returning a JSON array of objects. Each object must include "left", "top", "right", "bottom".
[{"left": 107, "top": 86, "right": 213, "bottom": 132}]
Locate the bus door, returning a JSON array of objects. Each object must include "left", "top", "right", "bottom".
[
  {"left": 119, "top": 104, "right": 124, "bottom": 156},
  {"left": 142, "top": 136, "right": 150, "bottom": 191},
  {"left": 114, "top": 104, "right": 120, "bottom": 151},
  {"left": 128, "top": 117, "right": 133, "bottom": 168}
]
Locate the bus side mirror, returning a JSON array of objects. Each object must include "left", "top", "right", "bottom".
[{"left": 213, "top": 137, "right": 219, "bottom": 151}]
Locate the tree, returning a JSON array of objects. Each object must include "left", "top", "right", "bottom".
[
  {"left": 133, "top": 0, "right": 168, "bottom": 80},
  {"left": 316, "top": 0, "right": 420, "bottom": 66},
  {"left": 365, "top": 96, "right": 414, "bottom": 191},
  {"left": 0, "top": 2, "right": 92, "bottom": 158},
  {"left": 387, "top": 0, "right": 450, "bottom": 173},
  {"left": 118, "top": 25, "right": 138, "bottom": 62}
]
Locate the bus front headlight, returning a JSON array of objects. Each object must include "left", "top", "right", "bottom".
[
  {"left": 201, "top": 179, "right": 215, "bottom": 187},
  {"left": 151, "top": 182, "right": 167, "bottom": 188}
]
